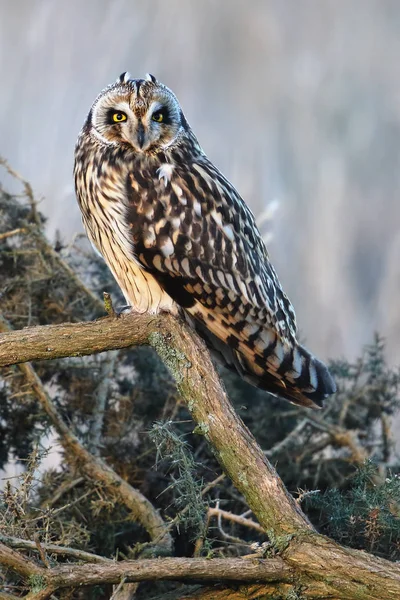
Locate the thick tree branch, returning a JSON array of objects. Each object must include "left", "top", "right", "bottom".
[
  {"left": 2, "top": 314, "right": 400, "bottom": 598},
  {"left": 0, "top": 312, "right": 311, "bottom": 536},
  {"left": 49, "top": 556, "right": 291, "bottom": 587},
  {"left": 0, "top": 542, "right": 43, "bottom": 578}
]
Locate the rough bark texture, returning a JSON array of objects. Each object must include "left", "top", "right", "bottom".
[{"left": 1, "top": 312, "right": 400, "bottom": 599}]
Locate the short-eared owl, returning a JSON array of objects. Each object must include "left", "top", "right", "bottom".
[{"left": 74, "top": 72, "right": 336, "bottom": 408}]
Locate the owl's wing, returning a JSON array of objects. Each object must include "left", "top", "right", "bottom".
[
  {"left": 128, "top": 156, "right": 297, "bottom": 341},
  {"left": 126, "top": 156, "right": 335, "bottom": 408}
]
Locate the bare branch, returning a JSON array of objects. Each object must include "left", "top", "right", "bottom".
[
  {"left": 88, "top": 350, "right": 118, "bottom": 455},
  {"left": 208, "top": 507, "right": 265, "bottom": 535},
  {"left": 0, "top": 534, "right": 111, "bottom": 564},
  {"left": 46, "top": 556, "right": 292, "bottom": 587}
]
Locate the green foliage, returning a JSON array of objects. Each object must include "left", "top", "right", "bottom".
[
  {"left": 28, "top": 574, "right": 46, "bottom": 592},
  {"left": 306, "top": 460, "right": 400, "bottom": 560},
  {"left": 149, "top": 421, "right": 207, "bottom": 539}
]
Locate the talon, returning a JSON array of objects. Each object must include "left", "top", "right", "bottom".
[{"left": 116, "top": 304, "right": 133, "bottom": 316}]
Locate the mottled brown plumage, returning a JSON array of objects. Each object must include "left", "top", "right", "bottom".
[{"left": 74, "top": 72, "right": 336, "bottom": 408}]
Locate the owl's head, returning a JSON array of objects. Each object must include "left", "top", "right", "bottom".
[{"left": 87, "top": 73, "right": 188, "bottom": 153}]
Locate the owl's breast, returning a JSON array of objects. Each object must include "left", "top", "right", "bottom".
[{"left": 75, "top": 158, "right": 176, "bottom": 315}]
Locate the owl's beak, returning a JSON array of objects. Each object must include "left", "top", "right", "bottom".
[{"left": 137, "top": 123, "right": 145, "bottom": 149}]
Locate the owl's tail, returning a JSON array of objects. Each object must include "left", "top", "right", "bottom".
[
  {"left": 186, "top": 308, "right": 336, "bottom": 409},
  {"left": 234, "top": 340, "right": 337, "bottom": 409}
]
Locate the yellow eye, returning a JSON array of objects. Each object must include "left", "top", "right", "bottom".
[
  {"left": 112, "top": 112, "right": 127, "bottom": 123},
  {"left": 152, "top": 111, "right": 164, "bottom": 123}
]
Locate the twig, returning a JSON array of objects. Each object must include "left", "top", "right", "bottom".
[
  {"left": 0, "top": 227, "right": 27, "bottom": 241},
  {"left": 110, "top": 579, "right": 138, "bottom": 600},
  {"left": 208, "top": 507, "right": 265, "bottom": 535},
  {"left": 0, "top": 157, "right": 39, "bottom": 224},
  {"left": 213, "top": 503, "right": 248, "bottom": 545},
  {"left": 0, "top": 534, "right": 111, "bottom": 564},
  {"left": 88, "top": 351, "right": 118, "bottom": 455},
  {"left": 146, "top": 585, "right": 292, "bottom": 600},
  {"left": 40, "top": 477, "right": 84, "bottom": 509},
  {"left": 34, "top": 535, "right": 50, "bottom": 568},
  {"left": 103, "top": 291, "right": 117, "bottom": 318},
  {"left": 264, "top": 418, "right": 308, "bottom": 457}
]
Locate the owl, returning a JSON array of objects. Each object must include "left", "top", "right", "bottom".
[{"left": 74, "top": 72, "right": 336, "bottom": 408}]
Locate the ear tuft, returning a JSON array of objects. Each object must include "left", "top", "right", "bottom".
[
  {"left": 145, "top": 73, "right": 157, "bottom": 83},
  {"left": 118, "top": 72, "right": 132, "bottom": 84}
]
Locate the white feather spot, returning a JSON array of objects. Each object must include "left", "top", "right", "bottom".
[
  {"left": 90, "top": 240, "right": 103, "bottom": 260},
  {"left": 223, "top": 224, "right": 235, "bottom": 241},
  {"left": 259, "top": 328, "right": 276, "bottom": 346},
  {"left": 210, "top": 210, "right": 223, "bottom": 227},
  {"left": 172, "top": 183, "right": 183, "bottom": 197},
  {"left": 160, "top": 237, "right": 174, "bottom": 257},
  {"left": 217, "top": 270, "right": 226, "bottom": 286},
  {"left": 145, "top": 206, "right": 154, "bottom": 219},
  {"left": 157, "top": 164, "right": 175, "bottom": 186},
  {"left": 237, "top": 278, "right": 249, "bottom": 300},
  {"left": 143, "top": 226, "right": 156, "bottom": 248},
  {"left": 171, "top": 217, "right": 180, "bottom": 229},
  {"left": 291, "top": 348, "right": 302, "bottom": 378},
  {"left": 193, "top": 200, "right": 202, "bottom": 217},
  {"left": 242, "top": 324, "right": 260, "bottom": 338},
  {"left": 308, "top": 362, "right": 318, "bottom": 390},
  {"left": 226, "top": 274, "right": 236, "bottom": 292},
  {"left": 181, "top": 257, "right": 192, "bottom": 277},
  {"left": 228, "top": 290, "right": 236, "bottom": 302}
]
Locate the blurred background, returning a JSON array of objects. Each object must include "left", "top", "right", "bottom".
[{"left": 1, "top": 0, "right": 399, "bottom": 366}]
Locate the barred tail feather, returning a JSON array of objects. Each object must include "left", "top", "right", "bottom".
[
  {"left": 184, "top": 305, "right": 336, "bottom": 409},
  {"left": 234, "top": 341, "right": 337, "bottom": 409}
]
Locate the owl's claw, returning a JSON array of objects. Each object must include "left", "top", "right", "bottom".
[{"left": 116, "top": 304, "right": 133, "bottom": 316}]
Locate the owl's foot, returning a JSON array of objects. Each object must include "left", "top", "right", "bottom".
[{"left": 116, "top": 304, "right": 133, "bottom": 316}]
